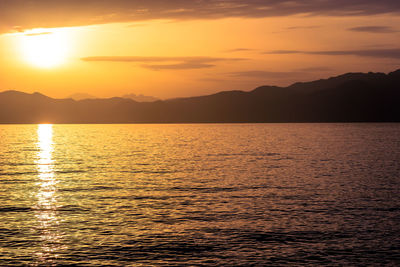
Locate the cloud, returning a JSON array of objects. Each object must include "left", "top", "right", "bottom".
[
  {"left": 81, "top": 56, "right": 244, "bottom": 70},
  {"left": 82, "top": 56, "right": 176, "bottom": 63},
  {"left": 296, "top": 67, "right": 333, "bottom": 72},
  {"left": 142, "top": 63, "right": 215, "bottom": 70},
  {"left": 227, "top": 70, "right": 305, "bottom": 79},
  {"left": 265, "top": 48, "right": 400, "bottom": 59},
  {"left": 1, "top": 0, "right": 400, "bottom": 33},
  {"left": 221, "top": 66, "right": 334, "bottom": 79},
  {"left": 24, "top": 32, "right": 52, "bottom": 36},
  {"left": 225, "top": 48, "right": 256, "bottom": 53},
  {"left": 285, "top": 26, "right": 320, "bottom": 30},
  {"left": 347, "top": 26, "right": 398, "bottom": 33},
  {"left": 272, "top": 25, "right": 320, "bottom": 34},
  {"left": 267, "top": 50, "right": 302, "bottom": 54},
  {"left": 198, "top": 77, "right": 226, "bottom": 82}
]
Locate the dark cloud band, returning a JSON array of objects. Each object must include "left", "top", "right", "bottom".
[
  {"left": 347, "top": 26, "right": 397, "bottom": 33},
  {"left": 1, "top": 0, "right": 400, "bottom": 33},
  {"left": 81, "top": 56, "right": 245, "bottom": 70},
  {"left": 265, "top": 48, "right": 400, "bottom": 59}
]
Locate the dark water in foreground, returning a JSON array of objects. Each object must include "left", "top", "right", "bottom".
[{"left": 0, "top": 124, "right": 399, "bottom": 266}]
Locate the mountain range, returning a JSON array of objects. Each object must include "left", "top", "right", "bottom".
[
  {"left": 68, "top": 93, "right": 159, "bottom": 102},
  {"left": 1, "top": 69, "right": 400, "bottom": 123}
]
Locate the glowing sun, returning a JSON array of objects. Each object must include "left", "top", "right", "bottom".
[{"left": 20, "top": 29, "right": 70, "bottom": 68}]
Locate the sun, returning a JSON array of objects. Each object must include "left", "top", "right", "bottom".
[{"left": 19, "top": 29, "right": 70, "bottom": 68}]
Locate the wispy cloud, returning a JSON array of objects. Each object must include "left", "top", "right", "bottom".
[
  {"left": 264, "top": 48, "right": 400, "bottom": 59},
  {"left": 24, "top": 32, "right": 52, "bottom": 36},
  {"left": 267, "top": 50, "right": 303, "bottom": 54},
  {"left": 142, "top": 62, "right": 215, "bottom": 70},
  {"left": 1, "top": 0, "right": 400, "bottom": 33},
  {"left": 285, "top": 26, "right": 320, "bottom": 30},
  {"left": 82, "top": 56, "right": 245, "bottom": 70},
  {"left": 227, "top": 70, "right": 305, "bottom": 79},
  {"left": 347, "top": 26, "right": 398, "bottom": 33},
  {"left": 225, "top": 48, "right": 256, "bottom": 53},
  {"left": 296, "top": 66, "right": 333, "bottom": 72},
  {"left": 272, "top": 26, "right": 320, "bottom": 34}
]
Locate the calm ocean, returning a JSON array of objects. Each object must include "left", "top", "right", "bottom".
[{"left": 0, "top": 124, "right": 399, "bottom": 265}]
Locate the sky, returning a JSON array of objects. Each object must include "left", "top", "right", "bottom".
[{"left": 0, "top": 0, "right": 399, "bottom": 99}]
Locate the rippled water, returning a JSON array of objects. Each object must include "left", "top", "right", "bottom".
[{"left": 0, "top": 123, "right": 399, "bottom": 266}]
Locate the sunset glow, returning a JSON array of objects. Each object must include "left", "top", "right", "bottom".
[
  {"left": 0, "top": 1, "right": 399, "bottom": 265},
  {"left": 0, "top": 0, "right": 398, "bottom": 99}
]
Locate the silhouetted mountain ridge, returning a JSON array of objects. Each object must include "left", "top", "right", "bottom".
[
  {"left": 1, "top": 69, "right": 399, "bottom": 123},
  {"left": 287, "top": 71, "right": 389, "bottom": 93}
]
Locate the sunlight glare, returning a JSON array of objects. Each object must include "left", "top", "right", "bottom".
[
  {"left": 20, "top": 29, "right": 70, "bottom": 68},
  {"left": 36, "top": 124, "right": 55, "bottom": 206}
]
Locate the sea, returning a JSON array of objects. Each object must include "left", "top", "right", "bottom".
[{"left": 0, "top": 123, "right": 399, "bottom": 266}]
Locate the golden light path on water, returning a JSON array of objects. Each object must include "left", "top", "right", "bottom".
[{"left": 35, "top": 124, "right": 63, "bottom": 263}]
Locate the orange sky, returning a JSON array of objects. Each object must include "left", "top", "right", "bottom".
[{"left": 0, "top": 1, "right": 399, "bottom": 99}]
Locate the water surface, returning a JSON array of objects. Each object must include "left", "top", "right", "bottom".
[{"left": 0, "top": 124, "right": 399, "bottom": 265}]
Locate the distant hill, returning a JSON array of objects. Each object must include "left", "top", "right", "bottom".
[
  {"left": 68, "top": 93, "right": 97, "bottom": 101},
  {"left": 122, "top": 93, "right": 159, "bottom": 102},
  {"left": 68, "top": 92, "right": 159, "bottom": 102},
  {"left": 1, "top": 69, "right": 400, "bottom": 123}
]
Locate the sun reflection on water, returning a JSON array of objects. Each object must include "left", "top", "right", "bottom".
[
  {"left": 35, "top": 124, "right": 63, "bottom": 263},
  {"left": 37, "top": 124, "right": 55, "bottom": 190}
]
